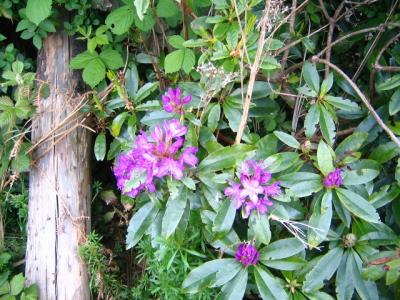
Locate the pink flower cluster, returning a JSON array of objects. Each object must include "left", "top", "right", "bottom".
[
  {"left": 235, "top": 243, "right": 259, "bottom": 266},
  {"left": 161, "top": 87, "right": 191, "bottom": 115},
  {"left": 113, "top": 119, "right": 198, "bottom": 197},
  {"left": 224, "top": 160, "right": 280, "bottom": 218},
  {"left": 323, "top": 168, "right": 343, "bottom": 188}
]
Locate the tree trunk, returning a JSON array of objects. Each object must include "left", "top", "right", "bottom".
[{"left": 25, "top": 25, "right": 91, "bottom": 299}]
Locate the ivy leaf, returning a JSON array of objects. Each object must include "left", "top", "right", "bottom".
[
  {"left": 94, "top": 133, "right": 106, "bottom": 161},
  {"left": 303, "top": 61, "right": 320, "bottom": 93},
  {"left": 164, "top": 48, "right": 196, "bottom": 74},
  {"left": 105, "top": 5, "right": 134, "bottom": 35},
  {"left": 26, "top": 0, "right": 52, "bottom": 26},
  {"left": 134, "top": 0, "right": 150, "bottom": 20}
]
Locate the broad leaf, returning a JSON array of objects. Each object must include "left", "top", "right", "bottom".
[
  {"left": 317, "top": 140, "right": 334, "bottom": 175},
  {"left": 303, "top": 62, "right": 320, "bottom": 93},
  {"left": 213, "top": 199, "right": 236, "bottom": 233},
  {"left": 26, "top": 0, "right": 52, "bottom": 26},
  {"left": 254, "top": 266, "right": 289, "bottom": 300},
  {"left": 273, "top": 131, "right": 300, "bottom": 149},
  {"left": 260, "top": 238, "right": 304, "bottom": 261}
]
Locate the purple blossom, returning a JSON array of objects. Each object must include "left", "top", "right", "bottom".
[
  {"left": 161, "top": 87, "right": 192, "bottom": 114},
  {"left": 323, "top": 168, "right": 343, "bottom": 188},
  {"left": 235, "top": 243, "right": 259, "bottom": 266},
  {"left": 224, "top": 160, "right": 280, "bottom": 218},
  {"left": 113, "top": 119, "right": 198, "bottom": 197}
]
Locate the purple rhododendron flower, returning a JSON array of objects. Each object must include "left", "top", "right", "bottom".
[
  {"left": 224, "top": 160, "right": 280, "bottom": 218},
  {"left": 162, "top": 87, "right": 192, "bottom": 114},
  {"left": 235, "top": 243, "right": 259, "bottom": 266},
  {"left": 113, "top": 119, "right": 198, "bottom": 197},
  {"left": 323, "top": 168, "right": 343, "bottom": 188}
]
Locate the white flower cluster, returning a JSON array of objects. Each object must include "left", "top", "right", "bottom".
[
  {"left": 258, "top": 0, "right": 289, "bottom": 33},
  {"left": 196, "top": 62, "right": 239, "bottom": 87}
]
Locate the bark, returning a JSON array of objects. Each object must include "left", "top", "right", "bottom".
[{"left": 25, "top": 25, "right": 91, "bottom": 299}]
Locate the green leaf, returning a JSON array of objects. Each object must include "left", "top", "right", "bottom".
[
  {"left": 217, "top": 268, "right": 248, "bottom": 300},
  {"left": 349, "top": 250, "right": 379, "bottom": 300},
  {"left": 211, "top": 260, "right": 242, "bottom": 287},
  {"left": 111, "top": 112, "right": 128, "bottom": 137},
  {"left": 273, "top": 131, "right": 300, "bottom": 149},
  {"left": 126, "top": 201, "right": 159, "bottom": 248},
  {"left": 261, "top": 56, "right": 281, "bottom": 70},
  {"left": 164, "top": 49, "right": 196, "bottom": 74},
  {"left": 376, "top": 74, "right": 400, "bottom": 91},
  {"left": 94, "top": 133, "right": 106, "bottom": 161},
  {"left": 26, "top": 0, "right": 52, "bottom": 26},
  {"left": 260, "top": 238, "right": 304, "bottom": 261},
  {"left": 156, "top": 0, "right": 180, "bottom": 18},
  {"left": 11, "top": 154, "right": 30, "bottom": 173},
  {"left": 162, "top": 186, "right": 188, "bottom": 238},
  {"left": 308, "top": 191, "right": 332, "bottom": 248},
  {"left": 264, "top": 152, "right": 300, "bottom": 173},
  {"left": 198, "top": 144, "right": 253, "bottom": 173},
  {"left": 320, "top": 73, "right": 334, "bottom": 96},
  {"left": 10, "top": 273, "right": 24, "bottom": 296},
  {"left": 125, "top": 65, "right": 139, "bottom": 97},
  {"left": 319, "top": 105, "right": 336, "bottom": 145},
  {"left": 254, "top": 266, "right": 289, "bottom": 300},
  {"left": 168, "top": 35, "right": 186, "bottom": 49},
  {"left": 250, "top": 213, "right": 271, "bottom": 245},
  {"left": 303, "top": 247, "right": 343, "bottom": 293},
  {"left": 213, "top": 199, "right": 236, "bottom": 233},
  {"left": 207, "top": 104, "right": 221, "bottom": 131},
  {"left": 324, "top": 96, "right": 359, "bottom": 112},
  {"left": 262, "top": 257, "right": 305, "bottom": 271},
  {"left": 70, "top": 52, "right": 97, "bottom": 69},
  {"left": 288, "top": 179, "right": 323, "bottom": 198},
  {"left": 336, "top": 251, "right": 354, "bottom": 300},
  {"left": 303, "top": 62, "right": 320, "bottom": 93},
  {"left": 135, "top": 82, "right": 159, "bottom": 104},
  {"left": 335, "top": 132, "right": 368, "bottom": 158},
  {"left": 369, "top": 141, "right": 400, "bottom": 164},
  {"left": 335, "top": 188, "right": 380, "bottom": 223},
  {"left": 342, "top": 169, "right": 379, "bottom": 185},
  {"left": 20, "top": 285, "right": 38, "bottom": 300},
  {"left": 82, "top": 58, "right": 106, "bottom": 88},
  {"left": 105, "top": 5, "right": 134, "bottom": 35},
  {"left": 317, "top": 140, "right": 334, "bottom": 175},
  {"left": 389, "top": 89, "right": 400, "bottom": 116},
  {"left": 182, "top": 259, "right": 237, "bottom": 293},
  {"left": 99, "top": 49, "right": 124, "bottom": 70},
  {"left": 134, "top": 0, "right": 150, "bottom": 20},
  {"left": 304, "top": 104, "right": 320, "bottom": 137}
]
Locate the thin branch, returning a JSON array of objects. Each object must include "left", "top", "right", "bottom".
[
  {"left": 281, "top": 0, "right": 297, "bottom": 69},
  {"left": 313, "top": 57, "right": 400, "bottom": 148},
  {"left": 235, "top": 1, "right": 272, "bottom": 144}
]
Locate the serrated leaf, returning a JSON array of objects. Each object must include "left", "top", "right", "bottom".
[
  {"left": 99, "top": 49, "right": 124, "bottom": 70},
  {"left": 26, "top": 0, "right": 52, "bottom": 26},
  {"left": 164, "top": 49, "right": 196, "bottom": 74},
  {"left": 156, "top": 0, "right": 179, "bottom": 18},
  {"left": 82, "top": 58, "right": 106, "bottom": 88},
  {"left": 105, "top": 5, "right": 134, "bottom": 35}
]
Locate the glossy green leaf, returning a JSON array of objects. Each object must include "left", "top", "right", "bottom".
[
  {"left": 336, "top": 188, "right": 380, "bottom": 223},
  {"left": 317, "top": 140, "right": 334, "bottom": 175},
  {"left": 303, "top": 247, "right": 343, "bottom": 292},
  {"left": 213, "top": 199, "right": 236, "bottom": 233},
  {"left": 389, "top": 89, "right": 400, "bottom": 116},
  {"left": 111, "top": 112, "right": 128, "bottom": 137},
  {"left": 217, "top": 268, "right": 248, "bottom": 300},
  {"left": 376, "top": 74, "right": 400, "bottom": 91},
  {"left": 255, "top": 266, "right": 289, "bottom": 300},
  {"left": 250, "top": 213, "right": 271, "bottom": 245},
  {"left": 308, "top": 191, "right": 332, "bottom": 247},
  {"left": 273, "top": 131, "right": 300, "bottom": 149},
  {"left": 260, "top": 238, "right": 304, "bottom": 261},
  {"left": 162, "top": 186, "right": 188, "bottom": 238},
  {"left": 94, "top": 133, "right": 106, "bottom": 161},
  {"left": 319, "top": 105, "right": 336, "bottom": 145},
  {"left": 304, "top": 104, "right": 320, "bottom": 137},
  {"left": 303, "top": 62, "right": 320, "bottom": 93}
]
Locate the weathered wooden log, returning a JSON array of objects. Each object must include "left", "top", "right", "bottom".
[{"left": 25, "top": 25, "right": 91, "bottom": 299}]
